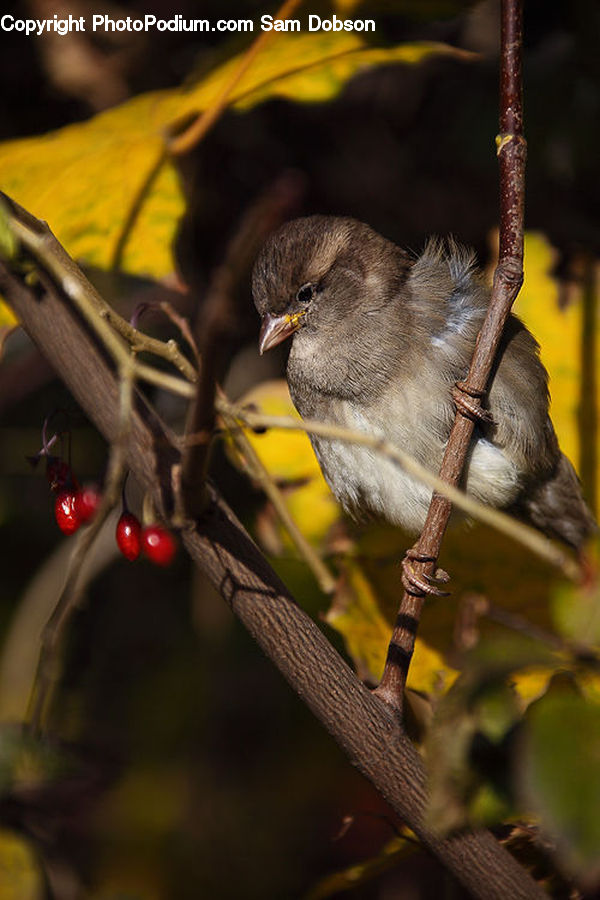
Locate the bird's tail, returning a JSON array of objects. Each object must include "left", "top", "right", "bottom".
[{"left": 519, "top": 453, "right": 597, "bottom": 551}]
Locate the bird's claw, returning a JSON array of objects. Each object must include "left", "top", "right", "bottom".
[
  {"left": 401, "top": 554, "right": 451, "bottom": 597},
  {"left": 429, "top": 567, "right": 450, "bottom": 585},
  {"left": 452, "top": 382, "right": 495, "bottom": 425}
]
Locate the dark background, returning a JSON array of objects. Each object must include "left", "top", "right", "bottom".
[{"left": 0, "top": 0, "right": 598, "bottom": 897}]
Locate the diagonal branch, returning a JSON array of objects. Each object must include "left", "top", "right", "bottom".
[
  {"left": 0, "top": 204, "right": 544, "bottom": 900},
  {"left": 374, "top": 0, "right": 527, "bottom": 712}
]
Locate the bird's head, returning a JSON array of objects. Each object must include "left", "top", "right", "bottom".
[{"left": 252, "top": 215, "right": 409, "bottom": 356}]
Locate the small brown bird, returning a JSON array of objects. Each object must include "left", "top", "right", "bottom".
[{"left": 252, "top": 215, "right": 595, "bottom": 550}]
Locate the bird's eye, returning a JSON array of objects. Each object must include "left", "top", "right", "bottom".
[{"left": 296, "top": 283, "right": 314, "bottom": 304}]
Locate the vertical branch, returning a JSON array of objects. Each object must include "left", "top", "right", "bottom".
[
  {"left": 375, "top": 0, "right": 526, "bottom": 713},
  {"left": 181, "top": 174, "right": 303, "bottom": 516}
]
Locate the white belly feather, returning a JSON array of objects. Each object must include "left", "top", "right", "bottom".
[{"left": 309, "top": 399, "right": 521, "bottom": 533}]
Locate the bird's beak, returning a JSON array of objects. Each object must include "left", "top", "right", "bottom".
[{"left": 259, "top": 310, "right": 306, "bottom": 355}]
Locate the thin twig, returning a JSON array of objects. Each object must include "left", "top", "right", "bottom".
[
  {"left": 158, "top": 300, "right": 201, "bottom": 365},
  {"left": 6, "top": 207, "right": 195, "bottom": 399},
  {"left": 220, "top": 402, "right": 580, "bottom": 581},
  {"left": 374, "top": 0, "right": 528, "bottom": 713},
  {"left": 106, "top": 287, "right": 334, "bottom": 588},
  {"left": 100, "top": 305, "right": 198, "bottom": 383},
  {"left": 220, "top": 402, "right": 337, "bottom": 594}
]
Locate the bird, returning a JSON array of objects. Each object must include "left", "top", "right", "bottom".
[{"left": 252, "top": 215, "right": 596, "bottom": 562}]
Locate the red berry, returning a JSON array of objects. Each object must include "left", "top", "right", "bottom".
[
  {"left": 54, "top": 490, "right": 81, "bottom": 535},
  {"left": 142, "top": 525, "right": 176, "bottom": 567},
  {"left": 74, "top": 484, "right": 102, "bottom": 523},
  {"left": 116, "top": 513, "right": 141, "bottom": 562}
]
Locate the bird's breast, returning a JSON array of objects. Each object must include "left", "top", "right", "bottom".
[
  {"left": 297, "top": 389, "right": 447, "bottom": 533},
  {"left": 289, "top": 379, "right": 522, "bottom": 533}
]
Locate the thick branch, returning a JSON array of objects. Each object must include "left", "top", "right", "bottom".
[
  {"left": 376, "top": 0, "right": 527, "bottom": 710},
  {"left": 0, "top": 210, "right": 543, "bottom": 899}
]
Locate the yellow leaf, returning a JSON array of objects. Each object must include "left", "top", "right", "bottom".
[
  {"left": 0, "top": 101, "right": 182, "bottom": 280},
  {"left": 325, "top": 559, "right": 393, "bottom": 682},
  {"left": 0, "top": 830, "right": 43, "bottom": 900},
  {"left": 224, "top": 37, "right": 473, "bottom": 110},
  {"left": 326, "top": 557, "right": 457, "bottom": 692},
  {"left": 0, "top": 33, "right": 472, "bottom": 280},
  {"left": 283, "top": 476, "right": 341, "bottom": 546},
  {"left": 511, "top": 667, "right": 555, "bottom": 706},
  {"left": 514, "top": 233, "right": 599, "bottom": 510},
  {"left": 408, "top": 637, "right": 457, "bottom": 696},
  {"left": 234, "top": 379, "right": 323, "bottom": 482},
  {"left": 0, "top": 299, "right": 17, "bottom": 329}
]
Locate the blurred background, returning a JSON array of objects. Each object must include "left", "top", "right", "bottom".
[{"left": 0, "top": 0, "right": 598, "bottom": 897}]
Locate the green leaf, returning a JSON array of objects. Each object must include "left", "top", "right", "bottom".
[
  {"left": 0, "top": 200, "right": 19, "bottom": 332},
  {"left": 425, "top": 675, "right": 520, "bottom": 833},
  {"left": 0, "top": 198, "right": 18, "bottom": 261},
  {"left": 0, "top": 34, "right": 472, "bottom": 280},
  {"left": 520, "top": 693, "right": 600, "bottom": 888},
  {"left": 425, "top": 636, "right": 560, "bottom": 834}
]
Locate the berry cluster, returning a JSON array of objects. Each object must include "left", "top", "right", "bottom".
[
  {"left": 115, "top": 475, "right": 176, "bottom": 567},
  {"left": 29, "top": 441, "right": 102, "bottom": 536},
  {"left": 116, "top": 514, "right": 176, "bottom": 567},
  {"left": 55, "top": 478, "right": 102, "bottom": 536},
  {"left": 30, "top": 416, "right": 176, "bottom": 567}
]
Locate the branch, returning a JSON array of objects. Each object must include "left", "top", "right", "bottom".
[
  {"left": 181, "top": 172, "right": 304, "bottom": 517},
  {"left": 0, "top": 207, "right": 545, "bottom": 900},
  {"left": 218, "top": 401, "right": 337, "bottom": 594},
  {"left": 375, "top": 0, "right": 528, "bottom": 712},
  {"left": 3, "top": 199, "right": 194, "bottom": 401},
  {"left": 108, "top": 289, "right": 336, "bottom": 591},
  {"left": 100, "top": 302, "right": 198, "bottom": 383}
]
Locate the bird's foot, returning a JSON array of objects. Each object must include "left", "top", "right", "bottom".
[
  {"left": 401, "top": 549, "right": 450, "bottom": 597},
  {"left": 452, "top": 381, "right": 495, "bottom": 425}
]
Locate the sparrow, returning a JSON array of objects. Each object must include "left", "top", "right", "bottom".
[{"left": 252, "top": 215, "right": 596, "bottom": 551}]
